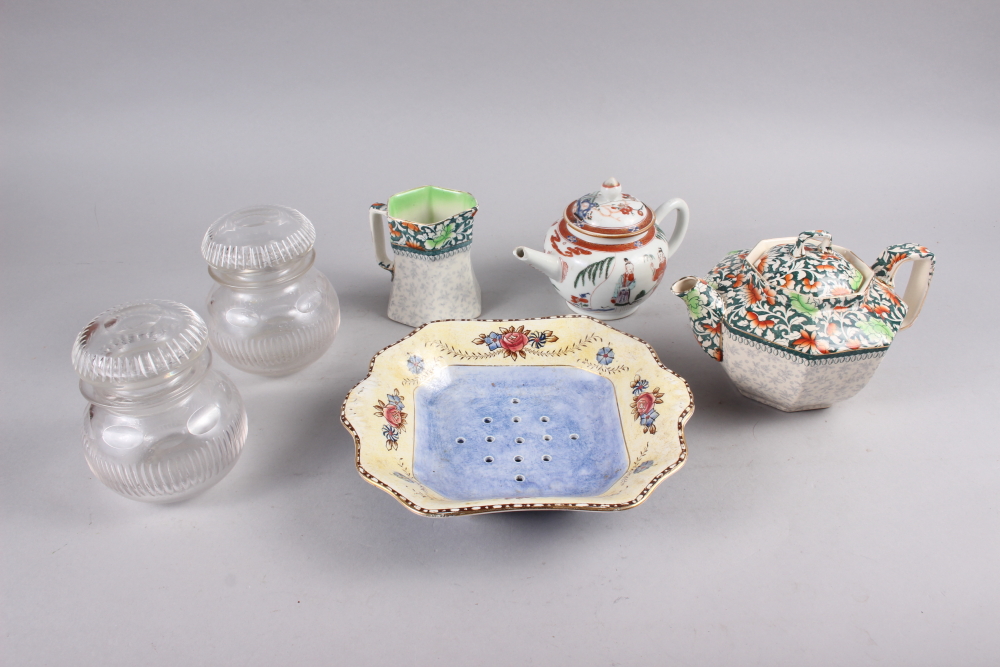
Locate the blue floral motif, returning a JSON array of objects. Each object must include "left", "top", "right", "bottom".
[
  {"left": 528, "top": 331, "right": 551, "bottom": 349},
  {"left": 407, "top": 355, "right": 424, "bottom": 375},
  {"left": 633, "top": 460, "right": 655, "bottom": 474},
  {"left": 480, "top": 332, "right": 503, "bottom": 351},
  {"left": 387, "top": 392, "right": 405, "bottom": 411},
  {"left": 631, "top": 379, "right": 649, "bottom": 395},
  {"left": 573, "top": 192, "right": 599, "bottom": 221},
  {"left": 596, "top": 347, "right": 615, "bottom": 365},
  {"left": 639, "top": 410, "right": 659, "bottom": 430},
  {"left": 383, "top": 424, "right": 399, "bottom": 443}
]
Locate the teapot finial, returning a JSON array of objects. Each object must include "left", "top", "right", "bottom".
[{"left": 597, "top": 177, "right": 622, "bottom": 204}]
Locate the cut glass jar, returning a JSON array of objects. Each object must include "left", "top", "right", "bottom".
[
  {"left": 202, "top": 205, "right": 340, "bottom": 375},
  {"left": 72, "top": 300, "right": 248, "bottom": 502}
]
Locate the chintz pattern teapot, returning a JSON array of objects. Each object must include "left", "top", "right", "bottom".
[
  {"left": 514, "top": 178, "right": 689, "bottom": 320},
  {"left": 672, "top": 230, "right": 935, "bottom": 411}
]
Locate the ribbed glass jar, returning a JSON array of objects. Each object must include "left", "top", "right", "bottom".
[
  {"left": 202, "top": 205, "right": 340, "bottom": 376},
  {"left": 72, "top": 300, "right": 248, "bottom": 502}
]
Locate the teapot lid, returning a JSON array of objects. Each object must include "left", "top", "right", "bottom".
[
  {"left": 753, "top": 230, "right": 865, "bottom": 298},
  {"left": 566, "top": 178, "right": 652, "bottom": 237}
]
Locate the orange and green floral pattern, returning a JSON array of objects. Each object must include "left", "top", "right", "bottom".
[
  {"left": 385, "top": 206, "right": 477, "bottom": 258},
  {"left": 677, "top": 276, "right": 725, "bottom": 360},
  {"left": 673, "top": 232, "right": 935, "bottom": 411},
  {"left": 710, "top": 257, "right": 896, "bottom": 357},
  {"left": 754, "top": 230, "right": 863, "bottom": 298},
  {"left": 682, "top": 231, "right": 936, "bottom": 359},
  {"left": 872, "top": 243, "right": 936, "bottom": 284}
]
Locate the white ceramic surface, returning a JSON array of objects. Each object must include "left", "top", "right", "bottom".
[{"left": 515, "top": 178, "right": 689, "bottom": 320}]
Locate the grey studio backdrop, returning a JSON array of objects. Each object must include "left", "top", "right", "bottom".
[{"left": 1, "top": 1, "right": 997, "bottom": 665}]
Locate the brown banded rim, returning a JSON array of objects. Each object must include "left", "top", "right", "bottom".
[{"left": 565, "top": 201, "right": 653, "bottom": 238}]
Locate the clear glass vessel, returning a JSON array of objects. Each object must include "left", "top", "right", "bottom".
[
  {"left": 202, "top": 205, "right": 340, "bottom": 376},
  {"left": 72, "top": 300, "right": 248, "bottom": 502}
]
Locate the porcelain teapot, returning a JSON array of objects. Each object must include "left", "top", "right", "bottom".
[
  {"left": 671, "top": 230, "right": 935, "bottom": 412},
  {"left": 515, "top": 178, "right": 689, "bottom": 320}
]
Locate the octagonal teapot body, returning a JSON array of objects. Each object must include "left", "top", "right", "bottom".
[
  {"left": 672, "top": 230, "right": 935, "bottom": 412},
  {"left": 515, "top": 178, "right": 689, "bottom": 320}
]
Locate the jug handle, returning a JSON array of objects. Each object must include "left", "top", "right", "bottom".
[
  {"left": 369, "top": 203, "right": 395, "bottom": 275},
  {"left": 871, "top": 243, "right": 935, "bottom": 330},
  {"left": 653, "top": 198, "right": 690, "bottom": 258}
]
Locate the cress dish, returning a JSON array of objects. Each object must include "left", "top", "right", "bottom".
[{"left": 341, "top": 316, "right": 694, "bottom": 516}]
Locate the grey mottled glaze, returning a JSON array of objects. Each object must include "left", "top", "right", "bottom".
[
  {"left": 721, "top": 331, "right": 886, "bottom": 411},
  {"left": 386, "top": 248, "right": 481, "bottom": 327}
]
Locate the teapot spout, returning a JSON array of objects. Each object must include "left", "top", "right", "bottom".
[
  {"left": 671, "top": 277, "right": 724, "bottom": 361},
  {"left": 514, "top": 246, "right": 563, "bottom": 282}
]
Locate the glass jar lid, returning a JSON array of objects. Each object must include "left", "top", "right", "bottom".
[
  {"left": 72, "top": 300, "right": 209, "bottom": 385},
  {"left": 566, "top": 178, "right": 652, "bottom": 237},
  {"left": 201, "top": 205, "right": 316, "bottom": 271},
  {"left": 755, "top": 230, "right": 864, "bottom": 298}
]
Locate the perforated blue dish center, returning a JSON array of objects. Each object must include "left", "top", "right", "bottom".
[{"left": 413, "top": 366, "right": 628, "bottom": 501}]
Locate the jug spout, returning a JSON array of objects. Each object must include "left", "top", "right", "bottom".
[
  {"left": 514, "top": 246, "right": 563, "bottom": 282},
  {"left": 671, "top": 277, "right": 724, "bottom": 361}
]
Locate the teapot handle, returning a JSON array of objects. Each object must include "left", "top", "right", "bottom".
[
  {"left": 871, "top": 243, "right": 935, "bottom": 330},
  {"left": 653, "top": 198, "right": 690, "bottom": 259},
  {"left": 369, "top": 203, "right": 395, "bottom": 275}
]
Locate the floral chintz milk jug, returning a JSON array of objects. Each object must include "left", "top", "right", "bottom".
[
  {"left": 514, "top": 178, "right": 689, "bottom": 320},
  {"left": 369, "top": 186, "right": 481, "bottom": 327},
  {"left": 672, "top": 230, "right": 935, "bottom": 411}
]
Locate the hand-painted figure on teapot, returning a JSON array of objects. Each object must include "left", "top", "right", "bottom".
[
  {"left": 672, "top": 230, "right": 935, "bottom": 412},
  {"left": 515, "top": 178, "right": 689, "bottom": 320}
]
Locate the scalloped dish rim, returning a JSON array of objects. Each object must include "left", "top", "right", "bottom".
[{"left": 340, "top": 315, "right": 694, "bottom": 517}]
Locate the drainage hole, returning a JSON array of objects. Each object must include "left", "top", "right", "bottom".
[
  {"left": 542, "top": 455, "right": 552, "bottom": 462},
  {"left": 456, "top": 437, "right": 465, "bottom": 444},
  {"left": 511, "top": 398, "right": 520, "bottom": 404},
  {"left": 483, "top": 417, "right": 493, "bottom": 424},
  {"left": 515, "top": 475, "right": 525, "bottom": 482},
  {"left": 485, "top": 436, "right": 495, "bottom": 443},
  {"left": 540, "top": 416, "right": 550, "bottom": 423},
  {"left": 570, "top": 434, "right": 579, "bottom": 440},
  {"left": 542, "top": 435, "right": 552, "bottom": 441},
  {"left": 513, "top": 456, "right": 523, "bottom": 462},
  {"left": 484, "top": 456, "right": 494, "bottom": 463},
  {"left": 512, "top": 416, "right": 521, "bottom": 423},
  {"left": 515, "top": 437, "right": 525, "bottom": 444}
]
